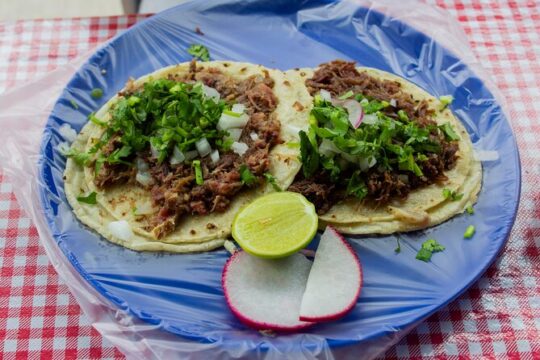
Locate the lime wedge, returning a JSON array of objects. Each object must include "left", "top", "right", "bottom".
[{"left": 232, "top": 192, "right": 318, "bottom": 258}]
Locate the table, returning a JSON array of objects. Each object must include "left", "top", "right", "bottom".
[{"left": 0, "top": 2, "right": 538, "bottom": 359}]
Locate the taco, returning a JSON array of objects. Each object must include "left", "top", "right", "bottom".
[
  {"left": 64, "top": 61, "right": 310, "bottom": 252},
  {"left": 285, "top": 60, "right": 481, "bottom": 234}
]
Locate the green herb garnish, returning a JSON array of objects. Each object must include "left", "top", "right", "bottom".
[
  {"left": 466, "top": 205, "right": 474, "bottom": 215},
  {"left": 439, "top": 95, "right": 453, "bottom": 110},
  {"left": 91, "top": 88, "right": 103, "bottom": 99},
  {"left": 338, "top": 90, "right": 354, "bottom": 100},
  {"left": 88, "top": 113, "right": 107, "bottom": 127},
  {"left": 464, "top": 225, "right": 475, "bottom": 239},
  {"left": 193, "top": 160, "right": 203, "bottom": 185},
  {"left": 440, "top": 123, "right": 460, "bottom": 141},
  {"left": 240, "top": 165, "right": 257, "bottom": 186},
  {"left": 394, "top": 236, "right": 401, "bottom": 253},
  {"left": 77, "top": 191, "right": 97, "bottom": 205},
  {"left": 443, "top": 188, "right": 464, "bottom": 201},
  {"left": 69, "top": 99, "right": 79, "bottom": 110},
  {"left": 63, "top": 148, "right": 92, "bottom": 166},
  {"left": 263, "top": 172, "right": 282, "bottom": 191},
  {"left": 286, "top": 142, "right": 300, "bottom": 149},
  {"left": 187, "top": 44, "right": 210, "bottom": 61},
  {"left": 416, "top": 239, "right": 445, "bottom": 262}
]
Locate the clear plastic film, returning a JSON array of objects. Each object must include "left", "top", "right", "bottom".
[{"left": 0, "top": 0, "right": 520, "bottom": 359}]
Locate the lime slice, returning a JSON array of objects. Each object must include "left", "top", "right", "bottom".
[{"left": 232, "top": 192, "right": 318, "bottom": 258}]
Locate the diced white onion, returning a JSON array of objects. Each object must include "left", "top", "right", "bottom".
[
  {"left": 284, "top": 124, "right": 302, "bottom": 137},
  {"left": 390, "top": 99, "right": 397, "bottom": 107},
  {"left": 319, "top": 89, "right": 332, "bottom": 102},
  {"left": 135, "top": 157, "right": 149, "bottom": 171},
  {"left": 56, "top": 141, "right": 70, "bottom": 155},
  {"left": 134, "top": 201, "right": 155, "bottom": 215},
  {"left": 343, "top": 99, "right": 363, "bottom": 129},
  {"left": 150, "top": 143, "right": 159, "bottom": 158},
  {"left": 170, "top": 147, "right": 185, "bottom": 165},
  {"left": 474, "top": 150, "right": 499, "bottom": 162},
  {"left": 107, "top": 220, "right": 133, "bottom": 241},
  {"left": 398, "top": 174, "right": 409, "bottom": 183},
  {"left": 210, "top": 149, "right": 220, "bottom": 164},
  {"left": 341, "top": 152, "right": 357, "bottom": 163},
  {"left": 217, "top": 112, "right": 249, "bottom": 130},
  {"left": 362, "top": 114, "right": 378, "bottom": 125},
  {"left": 226, "top": 128, "right": 243, "bottom": 142},
  {"left": 202, "top": 84, "right": 220, "bottom": 102},
  {"left": 318, "top": 139, "right": 340, "bottom": 157},
  {"left": 249, "top": 132, "right": 259, "bottom": 141},
  {"left": 359, "top": 157, "right": 370, "bottom": 171},
  {"left": 358, "top": 156, "right": 377, "bottom": 171},
  {"left": 360, "top": 98, "right": 369, "bottom": 105},
  {"left": 59, "top": 124, "right": 77, "bottom": 143},
  {"left": 136, "top": 171, "right": 153, "bottom": 187},
  {"left": 231, "top": 141, "right": 248, "bottom": 156},
  {"left": 196, "top": 137, "right": 212, "bottom": 157},
  {"left": 232, "top": 103, "right": 246, "bottom": 114},
  {"left": 185, "top": 150, "right": 199, "bottom": 161},
  {"left": 368, "top": 156, "right": 377, "bottom": 168}
]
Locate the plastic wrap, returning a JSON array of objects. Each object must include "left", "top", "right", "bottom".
[{"left": 0, "top": 0, "right": 520, "bottom": 359}]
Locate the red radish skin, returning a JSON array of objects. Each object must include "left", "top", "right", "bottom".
[
  {"left": 222, "top": 251, "right": 315, "bottom": 332},
  {"left": 299, "top": 226, "right": 363, "bottom": 322}
]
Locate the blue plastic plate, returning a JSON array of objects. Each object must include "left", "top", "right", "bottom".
[{"left": 38, "top": 0, "right": 520, "bottom": 354}]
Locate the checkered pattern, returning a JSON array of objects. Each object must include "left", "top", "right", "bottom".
[{"left": 0, "top": 2, "right": 538, "bottom": 359}]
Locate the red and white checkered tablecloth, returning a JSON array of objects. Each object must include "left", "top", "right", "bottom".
[{"left": 0, "top": 1, "right": 538, "bottom": 359}]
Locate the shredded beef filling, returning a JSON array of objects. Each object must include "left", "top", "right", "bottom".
[
  {"left": 95, "top": 61, "right": 280, "bottom": 239},
  {"left": 290, "top": 60, "right": 459, "bottom": 214}
]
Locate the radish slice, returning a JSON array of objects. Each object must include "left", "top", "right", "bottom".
[
  {"left": 299, "top": 226, "right": 362, "bottom": 322},
  {"left": 342, "top": 100, "right": 363, "bottom": 129},
  {"left": 222, "top": 251, "right": 314, "bottom": 331}
]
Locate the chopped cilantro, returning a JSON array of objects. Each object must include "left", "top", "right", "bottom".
[
  {"left": 64, "top": 148, "right": 91, "bottom": 166},
  {"left": 346, "top": 171, "right": 368, "bottom": 199},
  {"left": 338, "top": 90, "right": 354, "bottom": 100},
  {"left": 397, "top": 109, "right": 409, "bottom": 122},
  {"left": 464, "top": 225, "right": 475, "bottom": 239},
  {"left": 77, "top": 191, "right": 97, "bottom": 205},
  {"left": 440, "top": 123, "right": 460, "bottom": 141},
  {"left": 69, "top": 99, "right": 79, "bottom": 110},
  {"left": 416, "top": 239, "right": 445, "bottom": 262},
  {"left": 91, "top": 88, "right": 103, "bottom": 99},
  {"left": 193, "top": 160, "right": 203, "bottom": 185},
  {"left": 286, "top": 142, "right": 300, "bottom": 149},
  {"left": 187, "top": 44, "right": 210, "bottom": 61},
  {"left": 263, "top": 172, "right": 282, "bottom": 191},
  {"left": 466, "top": 205, "right": 474, "bottom": 215},
  {"left": 88, "top": 113, "right": 107, "bottom": 127},
  {"left": 240, "top": 165, "right": 257, "bottom": 186},
  {"left": 299, "top": 130, "right": 320, "bottom": 178},
  {"left": 443, "top": 188, "right": 464, "bottom": 201}
]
